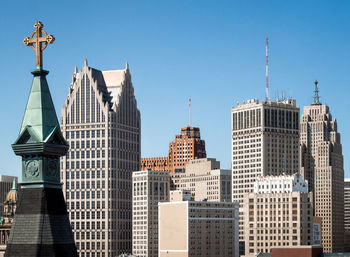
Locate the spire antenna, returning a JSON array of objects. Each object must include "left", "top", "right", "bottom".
[
  {"left": 265, "top": 37, "right": 269, "bottom": 103},
  {"left": 313, "top": 80, "right": 320, "bottom": 105},
  {"left": 189, "top": 97, "right": 191, "bottom": 127}
]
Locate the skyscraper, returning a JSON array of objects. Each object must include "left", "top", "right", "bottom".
[
  {"left": 345, "top": 178, "right": 350, "bottom": 252},
  {"left": 231, "top": 98, "right": 300, "bottom": 253},
  {"left": 300, "top": 81, "right": 344, "bottom": 252},
  {"left": 60, "top": 60, "right": 141, "bottom": 256},
  {"left": 141, "top": 126, "right": 206, "bottom": 173}
]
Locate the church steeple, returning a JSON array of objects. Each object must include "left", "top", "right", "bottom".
[{"left": 6, "top": 21, "right": 78, "bottom": 257}]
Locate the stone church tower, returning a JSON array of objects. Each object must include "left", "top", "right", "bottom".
[{"left": 5, "top": 21, "right": 78, "bottom": 257}]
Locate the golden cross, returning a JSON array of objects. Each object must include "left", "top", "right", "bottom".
[{"left": 23, "top": 21, "right": 55, "bottom": 67}]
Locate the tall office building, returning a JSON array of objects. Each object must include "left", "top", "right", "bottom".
[
  {"left": 60, "top": 60, "right": 141, "bottom": 257},
  {"left": 141, "top": 126, "right": 206, "bottom": 173},
  {"left": 231, "top": 98, "right": 300, "bottom": 253},
  {"left": 132, "top": 170, "right": 170, "bottom": 257},
  {"left": 243, "top": 174, "right": 312, "bottom": 255},
  {"left": 171, "top": 158, "right": 231, "bottom": 202},
  {"left": 300, "top": 81, "right": 344, "bottom": 252},
  {"left": 345, "top": 178, "right": 350, "bottom": 252}
]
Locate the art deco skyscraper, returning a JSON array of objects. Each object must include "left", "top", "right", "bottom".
[
  {"left": 141, "top": 126, "right": 206, "bottom": 173},
  {"left": 231, "top": 98, "right": 300, "bottom": 254},
  {"left": 300, "top": 81, "right": 344, "bottom": 252},
  {"left": 60, "top": 60, "right": 141, "bottom": 257}
]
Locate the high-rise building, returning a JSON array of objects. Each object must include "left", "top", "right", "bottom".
[
  {"left": 132, "top": 170, "right": 170, "bottom": 257},
  {"left": 345, "top": 178, "right": 350, "bottom": 252},
  {"left": 158, "top": 194, "right": 239, "bottom": 257},
  {"left": 171, "top": 158, "right": 231, "bottom": 202},
  {"left": 141, "top": 126, "right": 206, "bottom": 173},
  {"left": 0, "top": 175, "right": 17, "bottom": 217},
  {"left": 243, "top": 174, "right": 312, "bottom": 255},
  {"left": 60, "top": 60, "right": 141, "bottom": 256},
  {"left": 231, "top": 98, "right": 300, "bottom": 253},
  {"left": 300, "top": 81, "right": 344, "bottom": 252}
]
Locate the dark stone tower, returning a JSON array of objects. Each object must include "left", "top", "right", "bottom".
[{"left": 5, "top": 21, "right": 78, "bottom": 257}]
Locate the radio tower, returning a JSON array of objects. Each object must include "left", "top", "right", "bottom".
[{"left": 265, "top": 37, "right": 269, "bottom": 103}]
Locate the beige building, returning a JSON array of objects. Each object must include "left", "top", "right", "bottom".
[
  {"left": 300, "top": 81, "right": 344, "bottom": 252},
  {"left": 132, "top": 170, "right": 171, "bottom": 257},
  {"left": 158, "top": 195, "right": 239, "bottom": 257},
  {"left": 171, "top": 158, "right": 231, "bottom": 202},
  {"left": 344, "top": 178, "right": 350, "bottom": 251},
  {"left": 243, "top": 174, "right": 312, "bottom": 255},
  {"left": 231, "top": 98, "right": 300, "bottom": 253},
  {"left": 60, "top": 61, "right": 141, "bottom": 257}
]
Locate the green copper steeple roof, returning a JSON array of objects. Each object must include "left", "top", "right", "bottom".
[{"left": 19, "top": 68, "right": 60, "bottom": 142}]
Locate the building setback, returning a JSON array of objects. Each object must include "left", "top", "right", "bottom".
[
  {"left": 158, "top": 196, "right": 239, "bottom": 257},
  {"left": 231, "top": 98, "right": 300, "bottom": 253},
  {"left": 171, "top": 158, "right": 231, "bottom": 202},
  {"left": 141, "top": 126, "right": 206, "bottom": 173},
  {"left": 243, "top": 174, "right": 312, "bottom": 255},
  {"left": 60, "top": 60, "right": 141, "bottom": 256},
  {"left": 132, "top": 170, "right": 170, "bottom": 257},
  {"left": 300, "top": 81, "right": 344, "bottom": 252}
]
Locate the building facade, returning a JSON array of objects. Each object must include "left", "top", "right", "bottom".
[
  {"left": 344, "top": 178, "right": 350, "bottom": 252},
  {"left": 231, "top": 98, "right": 300, "bottom": 252},
  {"left": 141, "top": 126, "right": 206, "bottom": 174},
  {"left": 243, "top": 174, "right": 312, "bottom": 255},
  {"left": 158, "top": 198, "right": 239, "bottom": 257},
  {"left": 0, "top": 179, "right": 18, "bottom": 257},
  {"left": 171, "top": 158, "right": 231, "bottom": 202},
  {"left": 300, "top": 82, "right": 344, "bottom": 252},
  {"left": 60, "top": 60, "right": 141, "bottom": 257},
  {"left": 140, "top": 157, "right": 169, "bottom": 172},
  {"left": 132, "top": 170, "right": 171, "bottom": 257}
]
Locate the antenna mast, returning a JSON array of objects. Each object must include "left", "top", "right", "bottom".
[
  {"left": 265, "top": 37, "right": 269, "bottom": 103},
  {"left": 189, "top": 97, "right": 191, "bottom": 127}
]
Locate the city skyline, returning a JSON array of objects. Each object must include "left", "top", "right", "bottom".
[{"left": 1, "top": 1, "right": 350, "bottom": 178}]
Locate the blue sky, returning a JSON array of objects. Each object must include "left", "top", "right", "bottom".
[{"left": 0, "top": 1, "right": 350, "bottom": 178}]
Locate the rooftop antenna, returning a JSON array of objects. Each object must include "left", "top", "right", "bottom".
[
  {"left": 265, "top": 37, "right": 269, "bottom": 103},
  {"left": 188, "top": 97, "right": 191, "bottom": 127},
  {"left": 313, "top": 80, "right": 320, "bottom": 105}
]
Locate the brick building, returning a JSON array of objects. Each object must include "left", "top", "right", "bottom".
[{"left": 141, "top": 126, "right": 206, "bottom": 173}]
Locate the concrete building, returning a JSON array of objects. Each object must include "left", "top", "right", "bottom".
[
  {"left": 132, "top": 170, "right": 171, "bottom": 257},
  {"left": 231, "top": 98, "right": 300, "bottom": 252},
  {"left": 171, "top": 158, "right": 231, "bottom": 202},
  {"left": 300, "top": 81, "right": 344, "bottom": 252},
  {"left": 158, "top": 195, "right": 239, "bottom": 257},
  {"left": 60, "top": 60, "right": 141, "bottom": 256},
  {"left": 345, "top": 178, "right": 350, "bottom": 252},
  {"left": 141, "top": 126, "right": 206, "bottom": 173},
  {"left": 0, "top": 176, "right": 17, "bottom": 217},
  {"left": 243, "top": 174, "right": 312, "bottom": 255}
]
